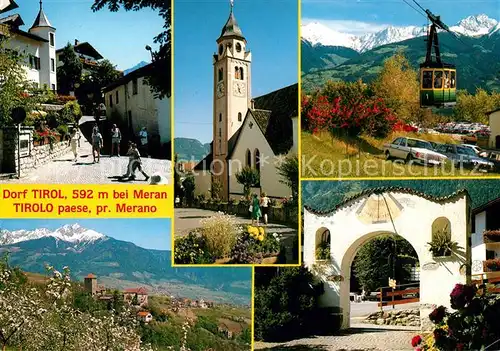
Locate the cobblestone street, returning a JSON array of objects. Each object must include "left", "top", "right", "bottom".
[
  {"left": 0, "top": 133, "right": 171, "bottom": 184},
  {"left": 254, "top": 324, "right": 417, "bottom": 351}
]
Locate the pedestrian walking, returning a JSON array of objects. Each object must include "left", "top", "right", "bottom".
[
  {"left": 123, "top": 142, "right": 149, "bottom": 181},
  {"left": 139, "top": 127, "right": 149, "bottom": 157},
  {"left": 111, "top": 124, "right": 122, "bottom": 157},
  {"left": 260, "top": 192, "right": 270, "bottom": 225},
  {"left": 91, "top": 127, "right": 103, "bottom": 163},
  {"left": 251, "top": 193, "right": 261, "bottom": 226},
  {"left": 68, "top": 128, "right": 81, "bottom": 162}
]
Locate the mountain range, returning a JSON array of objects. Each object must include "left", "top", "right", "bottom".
[
  {"left": 0, "top": 224, "right": 251, "bottom": 305},
  {"left": 301, "top": 14, "right": 500, "bottom": 93},
  {"left": 174, "top": 137, "right": 211, "bottom": 162},
  {"left": 123, "top": 61, "right": 149, "bottom": 76},
  {"left": 302, "top": 14, "right": 498, "bottom": 53}
]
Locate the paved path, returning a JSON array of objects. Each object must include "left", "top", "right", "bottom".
[
  {"left": 254, "top": 324, "right": 416, "bottom": 351},
  {"left": 0, "top": 130, "right": 171, "bottom": 184},
  {"left": 174, "top": 208, "right": 298, "bottom": 263}
]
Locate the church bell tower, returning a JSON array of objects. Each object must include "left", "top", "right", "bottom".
[{"left": 212, "top": 0, "right": 252, "bottom": 200}]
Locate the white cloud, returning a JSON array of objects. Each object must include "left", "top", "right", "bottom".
[{"left": 302, "top": 18, "right": 390, "bottom": 35}]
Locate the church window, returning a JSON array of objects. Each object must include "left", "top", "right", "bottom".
[
  {"left": 218, "top": 68, "right": 223, "bottom": 82},
  {"left": 51, "top": 58, "right": 55, "bottom": 72},
  {"left": 219, "top": 113, "right": 222, "bottom": 122},
  {"left": 235, "top": 66, "right": 240, "bottom": 79},
  {"left": 219, "top": 128, "right": 221, "bottom": 137},
  {"left": 239, "top": 67, "right": 244, "bottom": 80},
  {"left": 49, "top": 33, "right": 55, "bottom": 46},
  {"left": 236, "top": 42, "right": 242, "bottom": 52},
  {"left": 238, "top": 112, "right": 242, "bottom": 122},
  {"left": 255, "top": 149, "right": 261, "bottom": 184},
  {"left": 246, "top": 149, "right": 251, "bottom": 167}
]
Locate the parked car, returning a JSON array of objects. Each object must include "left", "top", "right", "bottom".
[
  {"left": 383, "top": 137, "right": 447, "bottom": 165},
  {"left": 461, "top": 144, "right": 488, "bottom": 157},
  {"left": 402, "top": 287, "right": 420, "bottom": 299},
  {"left": 434, "top": 144, "right": 494, "bottom": 171}
]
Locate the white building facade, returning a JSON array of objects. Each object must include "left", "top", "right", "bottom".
[
  {"left": 103, "top": 63, "right": 171, "bottom": 146},
  {"left": 0, "top": 2, "right": 57, "bottom": 91}
]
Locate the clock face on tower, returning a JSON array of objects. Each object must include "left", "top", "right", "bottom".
[
  {"left": 233, "top": 81, "right": 246, "bottom": 97},
  {"left": 216, "top": 81, "right": 225, "bottom": 98}
]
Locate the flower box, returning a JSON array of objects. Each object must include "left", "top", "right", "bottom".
[
  {"left": 261, "top": 256, "right": 279, "bottom": 264},
  {"left": 484, "top": 259, "right": 500, "bottom": 272},
  {"left": 483, "top": 230, "right": 500, "bottom": 243}
]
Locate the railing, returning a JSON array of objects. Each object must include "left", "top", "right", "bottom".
[
  {"left": 377, "top": 282, "right": 420, "bottom": 309},
  {"left": 472, "top": 274, "right": 500, "bottom": 293}
]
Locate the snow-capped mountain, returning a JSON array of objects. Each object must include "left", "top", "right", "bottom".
[
  {"left": 0, "top": 224, "right": 106, "bottom": 245},
  {"left": 302, "top": 14, "right": 499, "bottom": 52}
]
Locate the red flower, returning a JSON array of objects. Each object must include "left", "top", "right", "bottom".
[
  {"left": 411, "top": 335, "right": 422, "bottom": 347},
  {"left": 450, "top": 284, "right": 476, "bottom": 309},
  {"left": 457, "top": 343, "right": 464, "bottom": 351},
  {"left": 429, "top": 306, "right": 446, "bottom": 324}
]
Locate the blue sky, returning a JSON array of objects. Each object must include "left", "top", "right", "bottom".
[
  {"left": 0, "top": 219, "right": 171, "bottom": 250},
  {"left": 302, "top": 0, "right": 500, "bottom": 35},
  {"left": 9, "top": 0, "right": 164, "bottom": 70},
  {"left": 174, "top": 0, "right": 299, "bottom": 143}
]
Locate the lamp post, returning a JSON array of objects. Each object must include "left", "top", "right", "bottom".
[{"left": 145, "top": 45, "right": 153, "bottom": 62}]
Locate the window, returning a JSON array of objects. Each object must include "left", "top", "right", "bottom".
[
  {"left": 50, "top": 58, "right": 55, "bottom": 72},
  {"left": 132, "top": 78, "right": 138, "bottom": 95},
  {"left": 235, "top": 66, "right": 240, "bottom": 79},
  {"left": 116, "top": 91, "right": 119, "bottom": 104},
  {"left": 219, "top": 113, "right": 222, "bottom": 122},
  {"left": 315, "top": 228, "right": 330, "bottom": 260},
  {"left": 109, "top": 94, "right": 113, "bottom": 107},
  {"left": 254, "top": 149, "right": 260, "bottom": 171},
  {"left": 219, "top": 128, "right": 221, "bottom": 137},
  {"left": 239, "top": 67, "right": 244, "bottom": 80},
  {"left": 29, "top": 55, "right": 40, "bottom": 70},
  {"left": 450, "top": 71, "right": 456, "bottom": 89},
  {"left": 246, "top": 149, "right": 251, "bottom": 167},
  {"left": 431, "top": 217, "right": 452, "bottom": 257},
  {"left": 422, "top": 70, "right": 433, "bottom": 89},
  {"left": 49, "top": 33, "right": 55, "bottom": 46},
  {"left": 218, "top": 68, "right": 223, "bottom": 82},
  {"left": 434, "top": 70, "right": 443, "bottom": 89},
  {"left": 238, "top": 112, "right": 242, "bottom": 122},
  {"left": 444, "top": 70, "right": 451, "bottom": 89},
  {"left": 51, "top": 84, "right": 55, "bottom": 91}
]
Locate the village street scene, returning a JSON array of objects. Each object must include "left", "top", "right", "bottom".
[
  {"left": 172, "top": 0, "right": 299, "bottom": 265},
  {"left": 254, "top": 179, "right": 500, "bottom": 350},
  {"left": 0, "top": 0, "right": 170, "bottom": 184}
]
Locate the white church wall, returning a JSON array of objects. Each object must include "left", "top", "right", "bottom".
[
  {"left": 194, "top": 170, "right": 211, "bottom": 197},
  {"left": 7, "top": 36, "right": 42, "bottom": 87},
  {"left": 303, "top": 191, "right": 469, "bottom": 330},
  {"left": 228, "top": 113, "right": 290, "bottom": 199}
]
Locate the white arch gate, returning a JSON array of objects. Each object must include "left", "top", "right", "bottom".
[{"left": 303, "top": 187, "right": 471, "bottom": 331}]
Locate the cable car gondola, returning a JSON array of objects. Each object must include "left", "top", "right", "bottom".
[{"left": 419, "top": 9, "right": 456, "bottom": 108}]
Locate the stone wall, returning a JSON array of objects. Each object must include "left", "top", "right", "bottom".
[
  {"left": 195, "top": 201, "right": 298, "bottom": 226},
  {"left": 364, "top": 308, "right": 421, "bottom": 327},
  {"left": 1, "top": 126, "right": 70, "bottom": 176}
]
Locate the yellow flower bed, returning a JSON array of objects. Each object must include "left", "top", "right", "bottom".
[{"left": 247, "top": 225, "right": 265, "bottom": 242}]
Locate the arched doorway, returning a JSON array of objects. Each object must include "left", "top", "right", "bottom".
[{"left": 303, "top": 188, "right": 470, "bottom": 330}]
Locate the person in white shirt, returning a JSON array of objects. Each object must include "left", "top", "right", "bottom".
[
  {"left": 68, "top": 128, "right": 81, "bottom": 162},
  {"left": 260, "top": 192, "right": 270, "bottom": 225},
  {"left": 139, "top": 127, "right": 148, "bottom": 157},
  {"left": 111, "top": 124, "right": 122, "bottom": 157}
]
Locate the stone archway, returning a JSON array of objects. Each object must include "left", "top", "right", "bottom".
[{"left": 303, "top": 188, "right": 471, "bottom": 331}]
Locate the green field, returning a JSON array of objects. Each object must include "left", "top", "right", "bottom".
[{"left": 301, "top": 131, "right": 500, "bottom": 178}]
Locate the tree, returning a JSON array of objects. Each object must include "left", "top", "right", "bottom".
[
  {"left": 254, "top": 266, "right": 324, "bottom": 342},
  {"left": 352, "top": 235, "right": 418, "bottom": 293},
  {"left": 454, "top": 88, "right": 500, "bottom": 123},
  {"left": 91, "top": 0, "right": 170, "bottom": 98},
  {"left": 277, "top": 155, "right": 298, "bottom": 199},
  {"left": 0, "top": 30, "right": 41, "bottom": 127},
  {"left": 56, "top": 43, "right": 83, "bottom": 95},
  {"left": 235, "top": 167, "right": 260, "bottom": 199},
  {"left": 372, "top": 52, "right": 420, "bottom": 123},
  {"left": 182, "top": 175, "right": 195, "bottom": 206}
]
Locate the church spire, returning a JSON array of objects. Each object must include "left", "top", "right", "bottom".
[
  {"left": 31, "top": 0, "right": 54, "bottom": 29},
  {"left": 218, "top": 0, "right": 245, "bottom": 42}
]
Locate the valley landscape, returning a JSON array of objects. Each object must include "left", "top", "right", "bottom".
[{"left": 0, "top": 221, "right": 252, "bottom": 350}]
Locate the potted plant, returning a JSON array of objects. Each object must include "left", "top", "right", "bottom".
[
  {"left": 316, "top": 241, "right": 331, "bottom": 260},
  {"left": 427, "top": 229, "right": 460, "bottom": 257}
]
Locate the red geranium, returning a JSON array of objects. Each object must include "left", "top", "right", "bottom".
[{"left": 411, "top": 335, "right": 422, "bottom": 347}]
